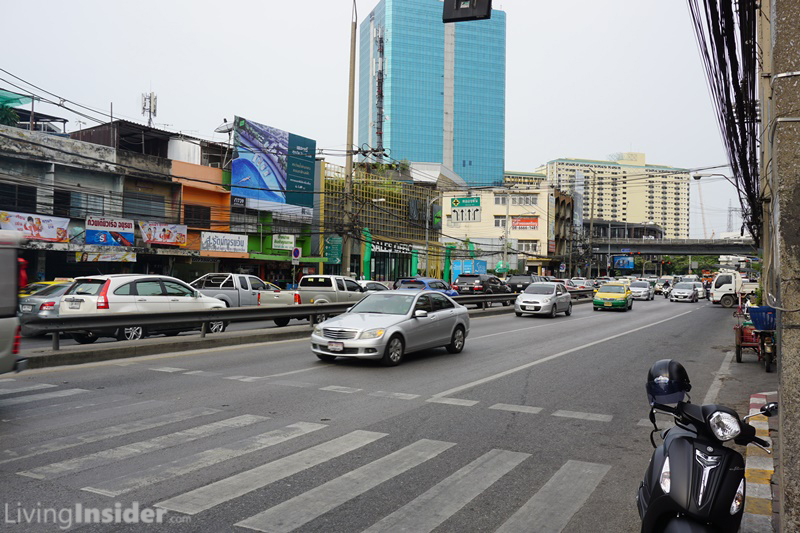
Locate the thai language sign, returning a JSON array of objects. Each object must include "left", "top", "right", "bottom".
[
  {"left": 85, "top": 216, "right": 135, "bottom": 247},
  {"left": 0, "top": 211, "right": 69, "bottom": 242},
  {"left": 200, "top": 232, "right": 248, "bottom": 253},
  {"left": 138, "top": 222, "right": 187, "bottom": 246},
  {"left": 74, "top": 251, "right": 137, "bottom": 263},
  {"left": 511, "top": 217, "right": 538, "bottom": 230},
  {"left": 272, "top": 234, "right": 295, "bottom": 251},
  {"left": 231, "top": 116, "right": 316, "bottom": 221}
]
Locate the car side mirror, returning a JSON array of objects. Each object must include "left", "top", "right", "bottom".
[
  {"left": 414, "top": 310, "right": 428, "bottom": 318},
  {"left": 194, "top": 291, "right": 201, "bottom": 298}
]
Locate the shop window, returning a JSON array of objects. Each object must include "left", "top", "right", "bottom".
[
  {"left": 184, "top": 204, "right": 211, "bottom": 229},
  {"left": 0, "top": 183, "right": 37, "bottom": 213},
  {"left": 124, "top": 191, "right": 166, "bottom": 221}
]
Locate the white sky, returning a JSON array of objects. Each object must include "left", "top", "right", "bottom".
[{"left": 2, "top": 0, "right": 741, "bottom": 238}]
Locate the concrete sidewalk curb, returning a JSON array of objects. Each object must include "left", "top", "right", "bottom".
[
  {"left": 741, "top": 391, "right": 779, "bottom": 533},
  {"left": 23, "top": 300, "right": 586, "bottom": 370}
]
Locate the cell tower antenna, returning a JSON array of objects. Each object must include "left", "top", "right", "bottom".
[{"left": 142, "top": 92, "right": 157, "bottom": 127}]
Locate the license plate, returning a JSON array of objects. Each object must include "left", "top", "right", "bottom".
[
  {"left": 69, "top": 301, "right": 81, "bottom": 310},
  {"left": 21, "top": 305, "right": 32, "bottom": 312},
  {"left": 604, "top": 302, "right": 612, "bottom": 307},
  {"left": 517, "top": 284, "right": 522, "bottom": 288},
  {"left": 327, "top": 341, "right": 344, "bottom": 352}
]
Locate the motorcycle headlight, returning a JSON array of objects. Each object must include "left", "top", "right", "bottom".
[
  {"left": 730, "top": 478, "right": 745, "bottom": 514},
  {"left": 359, "top": 328, "right": 385, "bottom": 340},
  {"left": 313, "top": 325, "right": 323, "bottom": 336},
  {"left": 709, "top": 411, "right": 741, "bottom": 441},
  {"left": 659, "top": 457, "right": 671, "bottom": 494}
]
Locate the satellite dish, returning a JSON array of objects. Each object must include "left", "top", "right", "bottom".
[{"left": 214, "top": 119, "right": 233, "bottom": 134}]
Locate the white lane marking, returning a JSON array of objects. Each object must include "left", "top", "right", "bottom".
[
  {"left": 18, "top": 414, "right": 266, "bottom": 480},
  {"left": 0, "top": 407, "right": 218, "bottom": 465},
  {"left": 703, "top": 350, "right": 734, "bottom": 405},
  {"left": 0, "top": 378, "right": 15, "bottom": 382},
  {"left": 150, "top": 367, "right": 187, "bottom": 373},
  {"left": 471, "top": 315, "right": 598, "bottom": 341},
  {"left": 370, "top": 391, "right": 420, "bottom": 400},
  {"left": 271, "top": 380, "right": 314, "bottom": 388},
  {"left": 495, "top": 460, "right": 611, "bottom": 533},
  {"left": 747, "top": 481, "right": 772, "bottom": 500},
  {"left": 83, "top": 422, "right": 326, "bottom": 497},
  {"left": 237, "top": 377, "right": 266, "bottom": 383},
  {"left": 263, "top": 367, "right": 325, "bottom": 378},
  {"left": 3, "top": 399, "right": 163, "bottom": 434},
  {"left": 235, "top": 439, "right": 455, "bottom": 533},
  {"left": 426, "top": 397, "right": 479, "bottom": 407},
  {"left": 182, "top": 370, "right": 220, "bottom": 376},
  {"left": 490, "top": 403, "right": 543, "bottom": 415},
  {"left": 224, "top": 375, "right": 248, "bottom": 380},
  {"left": 320, "top": 385, "right": 362, "bottom": 394},
  {"left": 0, "top": 389, "right": 87, "bottom": 407},
  {"left": 363, "top": 449, "right": 529, "bottom": 533},
  {"left": 432, "top": 309, "right": 697, "bottom": 400},
  {"left": 0, "top": 383, "right": 57, "bottom": 395},
  {"left": 552, "top": 410, "right": 613, "bottom": 423},
  {"left": 156, "top": 430, "right": 387, "bottom": 515}
]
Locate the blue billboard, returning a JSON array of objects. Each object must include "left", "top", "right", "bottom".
[
  {"left": 613, "top": 256, "right": 634, "bottom": 270},
  {"left": 452, "top": 259, "right": 488, "bottom": 279}
]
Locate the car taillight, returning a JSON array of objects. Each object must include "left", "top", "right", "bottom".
[
  {"left": 96, "top": 280, "right": 111, "bottom": 309},
  {"left": 451, "top": 284, "right": 458, "bottom": 290},
  {"left": 294, "top": 293, "right": 301, "bottom": 305},
  {"left": 474, "top": 285, "right": 482, "bottom": 290},
  {"left": 40, "top": 301, "right": 56, "bottom": 311},
  {"left": 12, "top": 326, "right": 20, "bottom": 355}
]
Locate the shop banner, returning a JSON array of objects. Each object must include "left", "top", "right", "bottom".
[
  {"left": 0, "top": 211, "right": 69, "bottom": 242},
  {"left": 200, "top": 231, "right": 248, "bottom": 253},
  {"left": 74, "top": 252, "right": 137, "bottom": 263},
  {"left": 272, "top": 234, "right": 295, "bottom": 250},
  {"left": 85, "top": 216, "right": 135, "bottom": 247},
  {"left": 138, "top": 222, "right": 188, "bottom": 246},
  {"left": 511, "top": 217, "right": 539, "bottom": 230}
]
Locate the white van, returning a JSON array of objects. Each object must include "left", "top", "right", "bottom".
[{"left": 0, "top": 231, "right": 25, "bottom": 374}]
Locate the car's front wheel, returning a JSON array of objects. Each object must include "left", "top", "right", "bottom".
[
  {"left": 381, "top": 335, "right": 405, "bottom": 366},
  {"left": 117, "top": 326, "right": 145, "bottom": 341},
  {"left": 549, "top": 304, "right": 558, "bottom": 318},
  {"left": 565, "top": 302, "right": 573, "bottom": 316},
  {"left": 446, "top": 326, "right": 466, "bottom": 354},
  {"left": 208, "top": 320, "right": 227, "bottom": 334},
  {"left": 72, "top": 332, "right": 98, "bottom": 344},
  {"left": 274, "top": 317, "right": 290, "bottom": 327},
  {"left": 515, "top": 311, "right": 523, "bottom": 317}
]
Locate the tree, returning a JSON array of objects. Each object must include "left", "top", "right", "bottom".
[{"left": 0, "top": 105, "right": 19, "bottom": 127}]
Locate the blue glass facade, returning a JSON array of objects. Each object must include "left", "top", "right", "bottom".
[{"left": 358, "top": 0, "right": 505, "bottom": 186}]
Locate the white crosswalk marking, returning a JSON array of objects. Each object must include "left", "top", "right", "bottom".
[
  {"left": 0, "top": 383, "right": 56, "bottom": 395},
  {"left": 426, "top": 397, "right": 479, "bottom": 407},
  {"left": 235, "top": 439, "right": 456, "bottom": 533},
  {"left": 0, "top": 406, "right": 218, "bottom": 465},
  {"left": 150, "top": 367, "right": 187, "bottom": 373},
  {"left": 490, "top": 403, "right": 543, "bottom": 415},
  {"left": 82, "top": 422, "right": 327, "bottom": 497},
  {"left": 18, "top": 414, "right": 266, "bottom": 480},
  {"left": 363, "top": 449, "right": 530, "bottom": 533},
  {"left": 3, "top": 399, "right": 163, "bottom": 435},
  {"left": 0, "top": 389, "right": 88, "bottom": 407},
  {"left": 370, "top": 391, "right": 420, "bottom": 400},
  {"left": 320, "top": 385, "right": 362, "bottom": 394},
  {"left": 156, "top": 430, "right": 387, "bottom": 515},
  {"left": 495, "top": 460, "right": 611, "bottom": 533},
  {"left": 552, "top": 410, "right": 613, "bottom": 423}
]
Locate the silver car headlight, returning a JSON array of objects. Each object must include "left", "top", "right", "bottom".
[
  {"left": 359, "top": 328, "right": 385, "bottom": 340},
  {"left": 709, "top": 411, "right": 741, "bottom": 441},
  {"left": 313, "top": 325, "right": 323, "bottom": 336}
]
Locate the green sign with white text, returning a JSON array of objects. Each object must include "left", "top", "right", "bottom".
[{"left": 451, "top": 197, "right": 480, "bottom": 208}]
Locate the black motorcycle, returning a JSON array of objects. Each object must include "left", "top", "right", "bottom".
[{"left": 637, "top": 359, "right": 778, "bottom": 532}]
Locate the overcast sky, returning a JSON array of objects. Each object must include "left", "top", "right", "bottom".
[{"left": 2, "top": 0, "right": 740, "bottom": 238}]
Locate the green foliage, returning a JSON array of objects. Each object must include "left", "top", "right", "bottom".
[{"left": 0, "top": 105, "right": 19, "bottom": 127}]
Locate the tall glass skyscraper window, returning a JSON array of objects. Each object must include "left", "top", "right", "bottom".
[{"left": 358, "top": 0, "right": 506, "bottom": 186}]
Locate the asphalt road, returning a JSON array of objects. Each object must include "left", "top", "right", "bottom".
[{"left": 1, "top": 297, "right": 745, "bottom": 532}]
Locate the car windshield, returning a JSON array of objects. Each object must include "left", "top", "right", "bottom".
[
  {"left": 31, "top": 283, "right": 69, "bottom": 297},
  {"left": 524, "top": 284, "right": 555, "bottom": 295},
  {"left": 601, "top": 285, "right": 625, "bottom": 293},
  {"left": 455, "top": 275, "right": 480, "bottom": 283},
  {"left": 65, "top": 280, "right": 106, "bottom": 296},
  {"left": 631, "top": 282, "right": 649, "bottom": 288},
  {"left": 349, "top": 293, "right": 416, "bottom": 315},
  {"left": 675, "top": 283, "right": 694, "bottom": 289}
]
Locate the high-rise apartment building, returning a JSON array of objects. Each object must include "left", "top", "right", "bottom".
[
  {"left": 536, "top": 152, "right": 690, "bottom": 239},
  {"left": 358, "top": 0, "right": 506, "bottom": 186}
]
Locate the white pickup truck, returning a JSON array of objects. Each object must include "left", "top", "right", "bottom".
[
  {"left": 710, "top": 269, "right": 758, "bottom": 308},
  {"left": 190, "top": 273, "right": 298, "bottom": 327}
]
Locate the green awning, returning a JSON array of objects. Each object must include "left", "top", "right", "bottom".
[{"left": 0, "top": 89, "right": 32, "bottom": 108}]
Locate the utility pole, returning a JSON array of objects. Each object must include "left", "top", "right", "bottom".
[
  {"left": 588, "top": 168, "right": 597, "bottom": 277},
  {"left": 424, "top": 190, "right": 439, "bottom": 277},
  {"left": 340, "top": 1, "right": 358, "bottom": 278},
  {"left": 503, "top": 189, "right": 510, "bottom": 270}
]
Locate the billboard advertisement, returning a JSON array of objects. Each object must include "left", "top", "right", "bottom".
[
  {"left": 511, "top": 216, "right": 538, "bottom": 230},
  {"left": 0, "top": 211, "right": 69, "bottom": 242},
  {"left": 200, "top": 232, "right": 248, "bottom": 253},
  {"left": 231, "top": 116, "right": 316, "bottom": 222},
  {"left": 74, "top": 252, "right": 136, "bottom": 263},
  {"left": 138, "top": 222, "right": 188, "bottom": 246},
  {"left": 85, "top": 216, "right": 135, "bottom": 247},
  {"left": 613, "top": 256, "right": 634, "bottom": 269}
]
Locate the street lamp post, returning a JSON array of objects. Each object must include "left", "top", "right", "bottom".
[
  {"left": 424, "top": 191, "right": 440, "bottom": 277},
  {"left": 340, "top": 1, "right": 358, "bottom": 278}
]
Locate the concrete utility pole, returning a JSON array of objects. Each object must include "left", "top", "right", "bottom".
[
  {"left": 424, "top": 190, "right": 439, "bottom": 277},
  {"left": 503, "top": 189, "right": 510, "bottom": 270},
  {"left": 588, "top": 168, "right": 597, "bottom": 277},
  {"left": 340, "top": 1, "right": 358, "bottom": 278}
]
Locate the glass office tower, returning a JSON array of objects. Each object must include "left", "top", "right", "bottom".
[{"left": 358, "top": 0, "right": 506, "bottom": 186}]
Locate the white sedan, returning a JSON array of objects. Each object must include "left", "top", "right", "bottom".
[{"left": 514, "top": 282, "right": 573, "bottom": 318}]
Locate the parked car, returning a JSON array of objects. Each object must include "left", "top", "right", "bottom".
[
  {"left": 593, "top": 282, "right": 633, "bottom": 311},
  {"left": 58, "top": 274, "right": 227, "bottom": 343},
  {"left": 310, "top": 291, "right": 469, "bottom": 366},
  {"left": 358, "top": 280, "right": 390, "bottom": 293},
  {"left": 191, "top": 273, "right": 298, "bottom": 327},
  {"left": 395, "top": 277, "right": 458, "bottom": 297},
  {"left": 297, "top": 275, "right": 367, "bottom": 305},
  {"left": 670, "top": 282, "right": 699, "bottom": 303},
  {"left": 18, "top": 282, "right": 72, "bottom": 337},
  {"left": 629, "top": 281, "right": 655, "bottom": 301},
  {"left": 451, "top": 274, "right": 512, "bottom": 296},
  {"left": 514, "top": 282, "right": 573, "bottom": 318}
]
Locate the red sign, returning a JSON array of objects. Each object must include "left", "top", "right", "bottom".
[{"left": 511, "top": 217, "right": 539, "bottom": 230}]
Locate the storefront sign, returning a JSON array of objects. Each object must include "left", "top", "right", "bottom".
[
  {"left": 232, "top": 196, "right": 246, "bottom": 208},
  {"left": 511, "top": 217, "right": 538, "bottom": 230},
  {"left": 200, "top": 231, "right": 248, "bottom": 253},
  {"left": 372, "top": 241, "right": 412, "bottom": 254},
  {"left": 0, "top": 211, "right": 69, "bottom": 242},
  {"left": 138, "top": 222, "right": 188, "bottom": 246},
  {"left": 273, "top": 234, "right": 295, "bottom": 250},
  {"left": 85, "top": 216, "right": 135, "bottom": 246},
  {"left": 74, "top": 252, "right": 136, "bottom": 262}
]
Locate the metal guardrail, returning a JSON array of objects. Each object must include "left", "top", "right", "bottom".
[{"left": 25, "top": 290, "right": 595, "bottom": 351}]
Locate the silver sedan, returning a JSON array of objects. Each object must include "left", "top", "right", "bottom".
[
  {"left": 310, "top": 290, "right": 470, "bottom": 366},
  {"left": 514, "top": 282, "right": 573, "bottom": 318}
]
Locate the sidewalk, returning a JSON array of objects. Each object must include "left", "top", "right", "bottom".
[{"left": 741, "top": 391, "right": 780, "bottom": 533}]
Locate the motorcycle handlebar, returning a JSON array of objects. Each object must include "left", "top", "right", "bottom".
[{"left": 752, "top": 436, "right": 770, "bottom": 448}]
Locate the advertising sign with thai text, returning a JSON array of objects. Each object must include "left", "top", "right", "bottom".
[
  {"left": 138, "top": 222, "right": 188, "bottom": 246},
  {"left": 0, "top": 210, "right": 69, "bottom": 242},
  {"left": 200, "top": 232, "right": 248, "bottom": 253},
  {"left": 74, "top": 252, "right": 137, "bottom": 262},
  {"left": 85, "top": 216, "right": 135, "bottom": 247},
  {"left": 511, "top": 217, "right": 538, "bottom": 230},
  {"left": 272, "top": 234, "right": 295, "bottom": 251}
]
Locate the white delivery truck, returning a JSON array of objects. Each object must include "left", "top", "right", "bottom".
[{"left": 710, "top": 269, "right": 758, "bottom": 308}]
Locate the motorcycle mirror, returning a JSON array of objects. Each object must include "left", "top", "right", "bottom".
[{"left": 761, "top": 402, "right": 778, "bottom": 417}]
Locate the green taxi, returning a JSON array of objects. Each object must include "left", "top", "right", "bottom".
[{"left": 593, "top": 282, "right": 633, "bottom": 311}]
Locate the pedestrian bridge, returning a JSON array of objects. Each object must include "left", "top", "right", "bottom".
[{"left": 591, "top": 238, "right": 757, "bottom": 256}]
